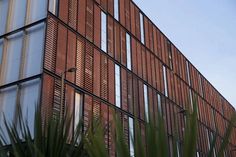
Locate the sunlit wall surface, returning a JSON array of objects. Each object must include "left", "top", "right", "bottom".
[{"left": 0, "top": 0, "right": 47, "bottom": 140}]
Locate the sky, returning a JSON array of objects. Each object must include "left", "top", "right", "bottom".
[{"left": 133, "top": 0, "right": 236, "bottom": 108}]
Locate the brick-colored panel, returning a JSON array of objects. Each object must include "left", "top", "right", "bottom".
[
  {"left": 156, "top": 29, "right": 162, "bottom": 59},
  {"left": 101, "top": 103, "right": 109, "bottom": 148},
  {"left": 68, "top": 0, "right": 78, "bottom": 29},
  {"left": 121, "top": 68, "right": 128, "bottom": 111},
  {"left": 66, "top": 30, "right": 76, "bottom": 83},
  {"left": 146, "top": 50, "right": 152, "bottom": 85},
  {"left": 127, "top": 72, "right": 133, "bottom": 114},
  {"left": 120, "top": 28, "right": 126, "bottom": 66},
  {"left": 84, "top": 42, "right": 94, "bottom": 92},
  {"left": 141, "top": 46, "right": 147, "bottom": 81},
  {"left": 44, "top": 16, "right": 58, "bottom": 72},
  {"left": 93, "top": 98, "right": 101, "bottom": 120},
  {"left": 148, "top": 21, "right": 154, "bottom": 52},
  {"left": 119, "top": 0, "right": 125, "bottom": 26},
  {"left": 133, "top": 77, "right": 139, "bottom": 117},
  {"left": 136, "top": 42, "right": 142, "bottom": 78},
  {"left": 138, "top": 80, "right": 144, "bottom": 120},
  {"left": 144, "top": 16, "right": 149, "bottom": 49},
  {"left": 84, "top": 94, "right": 93, "bottom": 131},
  {"left": 150, "top": 54, "right": 156, "bottom": 89},
  {"left": 114, "top": 22, "right": 121, "bottom": 62},
  {"left": 131, "top": 37, "right": 137, "bottom": 74},
  {"left": 78, "top": 0, "right": 86, "bottom": 36},
  {"left": 65, "top": 84, "right": 74, "bottom": 134},
  {"left": 108, "top": 16, "right": 114, "bottom": 57},
  {"left": 148, "top": 87, "right": 154, "bottom": 122},
  {"left": 108, "top": 107, "right": 116, "bottom": 157},
  {"left": 100, "top": 54, "right": 108, "bottom": 100},
  {"left": 134, "top": 6, "right": 140, "bottom": 40},
  {"left": 55, "top": 24, "right": 67, "bottom": 75},
  {"left": 93, "top": 49, "right": 101, "bottom": 97},
  {"left": 130, "top": 2, "right": 135, "bottom": 36},
  {"left": 101, "top": 0, "right": 108, "bottom": 11},
  {"left": 93, "top": 5, "right": 101, "bottom": 48},
  {"left": 125, "top": 0, "right": 131, "bottom": 31},
  {"left": 41, "top": 74, "right": 54, "bottom": 122},
  {"left": 59, "top": 0, "right": 68, "bottom": 24},
  {"left": 108, "top": 59, "right": 115, "bottom": 105},
  {"left": 86, "top": 0, "right": 94, "bottom": 41},
  {"left": 107, "top": 0, "right": 114, "bottom": 16},
  {"left": 76, "top": 37, "right": 85, "bottom": 88}
]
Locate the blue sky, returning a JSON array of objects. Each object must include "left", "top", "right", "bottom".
[{"left": 133, "top": 0, "right": 236, "bottom": 108}]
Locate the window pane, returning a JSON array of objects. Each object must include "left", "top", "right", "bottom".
[
  {"left": 101, "top": 12, "right": 107, "bottom": 52},
  {"left": 140, "top": 13, "right": 144, "bottom": 44},
  {"left": 114, "top": 0, "right": 119, "bottom": 21},
  {"left": 186, "top": 61, "right": 191, "bottom": 85},
  {"left": 115, "top": 64, "right": 121, "bottom": 108},
  {"left": 126, "top": 33, "right": 131, "bottom": 70},
  {"left": 0, "top": 85, "right": 17, "bottom": 144},
  {"left": 75, "top": 92, "right": 82, "bottom": 131},
  {"left": 0, "top": 0, "right": 9, "bottom": 35},
  {"left": 144, "top": 84, "right": 149, "bottom": 122},
  {"left": 23, "top": 23, "right": 45, "bottom": 78},
  {"left": 129, "top": 117, "right": 134, "bottom": 157},
  {"left": 1, "top": 32, "right": 23, "bottom": 85},
  {"left": 49, "top": 0, "right": 58, "bottom": 15},
  {"left": 163, "top": 66, "right": 168, "bottom": 97},
  {"left": 9, "top": 0, "right": 27, "bottom": 32},
  {"left": 20, "top": 79, "right": 41, "bottom": 134},
  {"left": 157, "top": 93, "right": 162, "bottom": 115},
  {"left": 27, "top": 0, "right": 47, "bottom": 24}
]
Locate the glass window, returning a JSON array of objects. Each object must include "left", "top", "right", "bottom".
[
  {"left": 0, "top": 85, "right": 17, "bottom": 144},
  {"left": 189, "top": 89, "right": 193, "bottom": 109},
  {"left": 101, "top": 11, "right": 107, "bottom": 52},
  {"left": 115, "top": 64, "right": 121, "bottom": 108},
  {"left": 114, "top": 0, "right": 119, "bottom": 21},
  {"left": 8, "top": 0, "right": 27, "bottom": 32},
  {"left": 167, "top": 41, "right": 173, "bottom": 70},
  {"left": 176, "top": 141, "right": 181, "bottom": 157},
  {"left": 186, "top": 61, "right": 191, "bottom": 86},
  {"left": 129, "top": 117, "right": 134, "bottom": 157},
  {"left": 163, "top": 66, "right": 168, "bottom": 97},
  {"left": 20, "top": 79, "right": 41, "bottom": 134},
  {"left": 0, "top": 32, "right": 23, "bottom": 85},
  {"left": 27, "top": 0, "right": 47, "bottom": 24},
  {"left": 140, "top": 13, "right": 144, "bottom": 44},
  {"left": 23, "top": 23, "right": 45, "bottom": 78},
  {"left": 126, "top": 33, "right": 131, "bottom": 70},
  {"left": 157, "top": 93, "right": 162, "bottom": 115},
  {"left": 0, "top": 0, "right": 9, "bottom": 35},
  {"left": 144, "top": 84, "right": 149, "bottom": 122},
  {"left": 49, "top": 0, "right": 58, "bottom": 15},
  {"left": 75, "top": 92, "right": 82, "bottom": 131}
]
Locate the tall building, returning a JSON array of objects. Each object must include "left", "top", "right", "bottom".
[{"left": 0, "top": 0, "right": 235, "bottom": 156}]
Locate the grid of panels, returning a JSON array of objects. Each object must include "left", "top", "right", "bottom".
[{"left": 42, "top": 0, "right": 236, "bottom": 156}]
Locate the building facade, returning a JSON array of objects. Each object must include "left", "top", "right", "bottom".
[{"left": 0, "top": 0, "right": 235, "bottom": 156}]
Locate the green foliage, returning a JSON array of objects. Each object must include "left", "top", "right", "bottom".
[{"left": 0, "top": 101, "right": 235, "bottom": 157}]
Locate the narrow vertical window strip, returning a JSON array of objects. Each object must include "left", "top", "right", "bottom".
[
  {"left": 198, "top": 74, "right": 203, "bottom": 96},
  {"left": 139, "top": 13, "right": 144, "bottom": 44},
  {"left": 143, "top": 84, "right": 149, "bottom": 122},
  {"left": 101, "top": 11, "right": 107, "bottom": 52},
  {"left": 189, "top": 89, "right": 193, "bottom": 110},
  {"left": 75, "top": 92, "right": 82, "bottom": 131},
  {"left": 163, "top": 66, "right": 168, "bottom": 97},
  {"left": 157, "top": 93, "right": 162, "bottom": 115},
  {"left": 115, "top": 64, "right": 121, "bottom": 108},
  {"left": 126, "top": 33, "right": 131, "bottom": 70},
  {"left": 114, "top": 0, "right": 119, "bottom": 21},
  {"left": 128, "top": 117, "right": 134, "bottom": 157},
  {"left": 186, "top": 61, "right": 191, "bottom": 86}
]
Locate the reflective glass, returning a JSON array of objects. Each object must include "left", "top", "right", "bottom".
[
  {"left": 126, "top": 33, "right": 131, "bottom": 70},
  {"left": 163, "top": 66, "right": 168, "bottom": 97},
  {"left": 129, "top": 117, "right": 134, "bottom": 157},
  {"left": 114, "top": 0, "right": 119, "bottom": 21},
  {"left": 0, "top": 0, "right": 9, "bottom": 35},
  {"left": 115, "top": 64, "right": 121, "bottom": 108},
  {"left": 101, "top": 12, "right": 107, "bottom": 52},
  {"left": 140, "top": 13, "right": 144, "bottom": 44},
  {"left": 144, "top": 84, "right": 149, "bottom": 122},
  {"left": 23, "top": 23, "right": 45, "bottom": 78}
]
